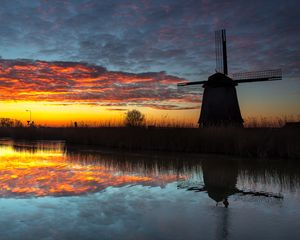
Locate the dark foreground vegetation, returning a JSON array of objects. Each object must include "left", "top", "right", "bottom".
[{"left": 0, "top": 126, "right": 299, "bottom": 159}]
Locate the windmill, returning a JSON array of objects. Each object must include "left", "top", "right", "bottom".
[{"left": 178, "top": 29, "right": 282, "bottom": 127}]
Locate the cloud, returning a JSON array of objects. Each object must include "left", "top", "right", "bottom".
[
  {"left": 0, "top": 59, "right": 200, "bottom": 110},
  {"left": 0, "top": 0, "right": 298, "bottom": 82},
  {"left": 106, "top": 108, "right": 127, "bottom": 111}
]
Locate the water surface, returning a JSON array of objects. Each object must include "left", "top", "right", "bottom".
[{"left": 0, "top": 139, "right": 299, "bottom": 240}]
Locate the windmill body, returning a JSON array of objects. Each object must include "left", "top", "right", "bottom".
[
  {"left": 199, "top": 73, "right": 243, "bottom": 127},
  {"left": 178, "top": 29, "right": 282, "bottom": 127}
]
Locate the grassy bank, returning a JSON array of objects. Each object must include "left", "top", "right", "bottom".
[{"left": 0, "top": 126, "right": 299, "bottom": 159}]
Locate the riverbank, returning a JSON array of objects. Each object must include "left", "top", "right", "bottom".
[{"left": 0, "top": 126, "right": 299, "bottom": 159}]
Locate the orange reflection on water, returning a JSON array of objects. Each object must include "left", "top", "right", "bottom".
[{"left": 0, "top": 144, "right": 179, "bottom": 197}]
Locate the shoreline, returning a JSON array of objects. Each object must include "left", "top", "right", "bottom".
[{"left": 0, "top": 126, "right": 299, "bottom": 159}]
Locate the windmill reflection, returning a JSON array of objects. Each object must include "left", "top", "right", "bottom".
[
  {"left": 177, "top": 160, "right": 285, "bottom": 240},
  {"left": 179, "top": 160, "right": 283, "bottom": 207},
  {"left": 202, "top": 160, "right": 237, "bottom": 207}
]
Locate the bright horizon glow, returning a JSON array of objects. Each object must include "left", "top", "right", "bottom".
[
  {"left": 0, "top": 59, "right": 201, "bottom": 126},
  {"left": 0, "top": 100, "right": 298, "bottom": 127},
  {"left": 0, "top": 59, "right": 298, "bottom": 127},
  {"left": 0, "top": 101, "right": 199, "bottom": 127}
]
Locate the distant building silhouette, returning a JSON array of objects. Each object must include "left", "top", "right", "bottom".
[{"left": 283, "top": 122, "right": 300, "bottom": 129}]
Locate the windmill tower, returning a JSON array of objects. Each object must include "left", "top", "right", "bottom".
[{"left": 178, "top": 29, "right": 282, "bottom": 127}]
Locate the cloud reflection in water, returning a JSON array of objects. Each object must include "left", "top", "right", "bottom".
[{"left": 0, "top": 140, "right": 181, "bottom": 197}]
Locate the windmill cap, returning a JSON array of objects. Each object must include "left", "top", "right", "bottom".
[{"left": 205, "top": 72, "right": 237, "bottom": 87}]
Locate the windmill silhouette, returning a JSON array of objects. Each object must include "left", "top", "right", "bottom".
[{"left": 178, "top": 29, "right": 282, "bottom": 127}]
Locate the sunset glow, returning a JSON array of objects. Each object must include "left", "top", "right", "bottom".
[
  {"left": 0, "top": 1, "right": 298, "bottom": 126},
  {"left": 0, "top": 59, "right": 199, "bottom": 125}
]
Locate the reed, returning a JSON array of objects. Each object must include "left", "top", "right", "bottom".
[
  {"left": 0, "top": 125, "right": 299, "bottom": 159},
  {"left": 243, "top": 115, "right": 300, "bottom": 128}
]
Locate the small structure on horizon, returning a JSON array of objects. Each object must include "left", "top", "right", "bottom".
[
  {"left": 178, "top": 29, "right": 282, "bottom": 127},
  {"left": 283, "top": 122, "right": 300, "bottom": 129}
]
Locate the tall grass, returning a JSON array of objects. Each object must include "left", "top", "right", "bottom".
[
  {"left": 60, "top": 115, "right": 300, "bottom": 128},
  {"left": 63, "top": 118, "right": 198, "bottom": 128},
  {"left": 0, "top": 115, "right": 299, "bottom": 159},
  {"left": 243, "top": 115, "right": 300, "bottom": 128},
  {"left": 0, "top": 125, "right": 299, "bottom": 159},
  {"left": 31, "top": 115, "right": 300, "bottom": 129}
]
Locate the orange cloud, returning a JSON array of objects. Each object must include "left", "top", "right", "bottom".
[{"left": 0, "top": 59, "right": 200, "bottom": 110}]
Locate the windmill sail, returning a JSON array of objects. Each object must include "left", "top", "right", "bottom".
[
  {"left": 177, "top": 80, "right": 207, "bottom": 86},
  {"left": 233, "top": 69, "right": 282, "bottom": 83},
  {"left": 215, "top": 29, "right": 228, "bottom": 75}
]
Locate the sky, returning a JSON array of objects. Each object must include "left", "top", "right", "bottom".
[{"left": 0, "top": 0, "right": 299, "bottom": 126}]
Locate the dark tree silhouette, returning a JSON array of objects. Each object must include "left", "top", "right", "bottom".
[
  {"left": 124, "top": 109, "right": 145, "bottom": 127},
  {"left": 0, "top": 118, "right": 23, "bottom": 127}
]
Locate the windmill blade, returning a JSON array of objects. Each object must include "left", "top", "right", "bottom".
[
  {"left": 177, "top": 80, "right": 207, "bottom": 87},
  {"left": 235, "top": 77, "right": 282, "bottom": 84},
  {"left": 215, "top": 29, "right": 228, "bottom": 75},
  {"left": 237, "top": 189, "right": 283, "bottom": 199},
  {"left": 233, "top": 69, "right": 282, "bottom": 83}
]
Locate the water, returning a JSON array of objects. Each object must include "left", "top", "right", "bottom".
[{"left": 0, "top": 139, "right": 299, "bottom": 240}]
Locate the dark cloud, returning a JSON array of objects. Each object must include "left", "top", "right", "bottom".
[{"left": 0, "top": 0, "right": 298, "bottom": 81}]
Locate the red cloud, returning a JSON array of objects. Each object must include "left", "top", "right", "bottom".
[{"left": 0, "top": 59, "right": 200, "bottom": 110}]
